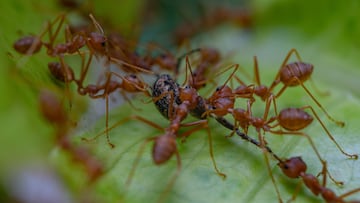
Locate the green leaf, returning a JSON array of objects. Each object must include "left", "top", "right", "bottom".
[{"left": 1, "top": 1, "right": 359, "bottom": 203}]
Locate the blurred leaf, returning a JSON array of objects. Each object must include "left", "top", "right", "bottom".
[{"left": 0, "top": 0, "right": 359, "bottom": 203}]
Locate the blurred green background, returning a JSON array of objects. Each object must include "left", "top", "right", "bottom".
[{"left": 0, "top": 0, "right": 359, "bottom": 202}]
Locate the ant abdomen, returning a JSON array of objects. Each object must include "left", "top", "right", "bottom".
[
  {"left": 48, "top": 62, "right": 75, "bottom": 82},
  {"left": 153, "top": 135, "right": 177, "bottom": 165},
  {"left": 13, "top": 36, "right": 42, "bottom": 55},
  {"left": 277, "top": 108, "right": 314, "bottom": 131},
  {"left": 280, "top": 62, "right": 313, "bottom": 86}
]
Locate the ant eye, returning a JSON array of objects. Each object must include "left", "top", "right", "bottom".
[
  {"left": 130, "top": 74, "right": 137, "bottom": 78},
  {"left": 101, "top": 41, "right": 106, "bottom": 47},
  {"left": 216, "top": 87, "right": 221, "bottom": 91}
]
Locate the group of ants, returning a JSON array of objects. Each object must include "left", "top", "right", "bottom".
[{"left": 12, "top": 11, "right": 360, "bottom": 203}]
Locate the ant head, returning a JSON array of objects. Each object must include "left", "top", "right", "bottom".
[
  {"left": 88, "top": 32, "right": 107, "bottom": 53},
  {"left": 277, "top": 157, "right": 307, "bottom": 179}
]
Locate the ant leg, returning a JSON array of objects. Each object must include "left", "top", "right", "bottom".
[
  {"left": 287, "top": 181, "right": 305, "bottom": 203},
  {"left": 126, "top": 137, "right": 182, "bottom": 203},
  {"left": 262, "top": 94, "right": 275, "bottom": 121},
  {"left": 253, "top": 55, "right": 261, "bottom": 85},
  {"left": 89, "top": 14, "right": 104, "bottom": 34},
  {"left": 301, "top": 105, "right": 357, "bottom": 159},
  {"left": 77, "top": 52, "right": 93, "bottom": 90},
  {"left": 47, "top": 14, "right": 66, "bottom": 48},
  {"left": 262, "top": 147, "right": 283, "bottom": 203},
  {"left": 82, "top": 115, "right": 164, "bottom": 147},
  {"left": 182, "top": 55, "right": 195, "bottom": 86},
  {"left": 337, "top": 187, "right": 360, "bottom": 200},
  {"left": 270, "top": 130, "right": 344, "bottom": 185},
  {"left": 157, "top": 150, "right": 182, "bottom": 203},
  {"left": 275, "top": 76, "right": 345, "bottom": 128},
  {"left": 280, "top": 48, "right": 303, "bottom": 68},
  {"left": 214, "top": 63, "right": 239, "bottom": 88},
  {"left": 179, "top": 120, "right": 226, "bottom": 179},
  {"left": 298, "top": 82, "right": 345, "bottom": 127},
  {"left": 125, "top": 136, "right": 157, "bottom": 187},
  {"left": 175, "top": 48, "right": 201, "bottom": 77},
  {"left": 268, "top": 48, "right": 303, "bottom": 92},
  {"left": 109, "top": 71, "right": 149, "bottom": 94},
  {"left": 316, "top": 160, "right": 343, "bottom": 188},
  {"left": 109, "top": 57, "right": 154, "bottom": 74},
  {"left": 308, "top": 77, "right": 330, "bottom": 97},
  {"left": 58, "top": 56, "right": 74, "bottom": 109}
]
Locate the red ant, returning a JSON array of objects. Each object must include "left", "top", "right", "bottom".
[
  {"left": 152, "top": 59, "right": 282, "bottom": 161},
  {"left": 88, "top": 60, "right": 232, "bottom": 202},
  {"left": 13, "top": 13, "right": 106, "bottom": 57},
  {"left": 48, "top": 53, "right": 151, "bottom": 148},
  {"left": 39, "top": 89, "right": 103, "bottom": 183},
  {"left": 234, "top": 49, "right": 344, "bottom": 127},
  {"left": 181, "top": 47, "right": 222, "bottom": 90},
  {"left": 278, "top": 156, "right": 360, "bottom": 203},
  {"left": 223, "top": 99, "right": 358, "bottom": 201},
  {"left": 230, "top": 50, "right": 356, "bottom": 158},
  {"left": 128, "top": 60, "right": 227, "bottom": 182}
]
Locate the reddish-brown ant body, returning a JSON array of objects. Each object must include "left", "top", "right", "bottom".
[
  {"left": 13, "top": 36, "right": 43, "bottom": 55},
  {"left": 48, "top": 56, "right": 150, "bottom": 148},
  {"left": 228, "top": 98, "right": 356, "bottom": 176},
  {"left": 39, "top": 89, "right": 103, "bottom": 183},
  {"left": 13, "top": 14, "right": 107, "bottom": 58},
  {"left": 234, "top": 49, "right": 344, "bottom": 128},
  {"left": 121, "top": 68, "right": 230, "bottom": 202},
  {"left": 186, "top": 47, "right": 222, "bottom": 90},
  {"left": 278, "top": 156, "right": 360, "bottom": 203}
]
